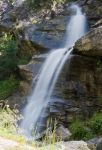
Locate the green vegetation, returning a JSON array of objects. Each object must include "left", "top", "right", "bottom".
[
  {"left": 0, "top": 33, "right": 30, "bottom": 99},
  {"left": 88, "top": 113, "right": 102, "bottom": 135},
  {"left": 69, "top": 112, "right": 102, "bottom": 140},
  {"left": 0, "top": 33, "right": 18, "bottom": 80},
  {"left": 17, "top": 57, "right": 30, "bottom": 65},
  {"left": 69, "top": 120, "right": 93, "bottom": 140},
  {"left": 0, "top": 76, "right": 19, "bottom": 100}
]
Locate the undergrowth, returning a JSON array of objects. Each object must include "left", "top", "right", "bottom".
[
  {"left": 0, "top": 76, "right": 19, "bottom": 100},
  {"left": 0, "top": 107, "right": 25, "bottom": 143},
  {"left": 69, "top": 112, "right": 102, "bottom": 140}
]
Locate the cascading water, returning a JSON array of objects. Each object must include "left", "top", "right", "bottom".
[{"left": 20, "top": 4, "right": 88, "bottom": 139}]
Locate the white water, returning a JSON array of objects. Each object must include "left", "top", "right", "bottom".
[{"left": 20, "top": 4, "right": 87, "bottom": 138}]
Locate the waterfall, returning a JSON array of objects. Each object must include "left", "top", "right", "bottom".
[{"left": 20, "top": 4, "right": 87, "bottom": 139}]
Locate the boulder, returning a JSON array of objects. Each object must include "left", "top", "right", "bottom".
[
  {"left": 56, "top": 125, "right": 72, "bottom": 141},
  {"left": 56, "top": 141, "right": 90, "bottom": 150},
  {"left": 74, "top": 26, "right": 102, "bottom": 56},
  {"left": 96, "top": 138, "right": 102, "bottom": 150},
  {"left": 87, "top": 138, "right": 99, "bottom": 150}
]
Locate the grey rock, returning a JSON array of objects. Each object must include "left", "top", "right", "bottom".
[
  {"left": 96, "top": 138, "right": 102, "bottom": 150},
  {"left": 56, "top": 125, "right": 72, "bottom": 141}
]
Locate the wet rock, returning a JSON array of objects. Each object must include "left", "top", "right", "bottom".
[
  {"left": 74, "top": 26, "right": 102, "bottom": 56},
  {"left": 56, "top": 125, "right": 72, "bottom": 141}
]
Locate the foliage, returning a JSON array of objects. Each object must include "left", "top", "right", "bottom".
[
  {"left": 69, "top": 120, "right": 94, "bottom": 140},
  {"left": 88, "top": 112, "right": 102, "bottom": 135},
  {"left": 0, "top": 76, "right": 19, "bottom": 100},
  {"left": 17, "top": 57, "right": 30, "bottom": 65},
  {"left": 25, "top": 0, "right": 76, "bottom": 9},
  {"left": 0, "top": 33, "right": 18, "bottom": 79}
]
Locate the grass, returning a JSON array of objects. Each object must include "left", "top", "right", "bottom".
[
  {"left": 1, "top": 107, "right": 102, "bottom": 149},
  {"left": 0, "top": 109, "right": 58, "bottom": 150},
  {"left": 0, "top": 108, "right": 25, "bottom": 144}
]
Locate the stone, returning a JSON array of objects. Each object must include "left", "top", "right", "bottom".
[
  {"left": 87, "top": 138, "right": 99, "bottom": 150},
  {"left": 92, "top": 19, "right": 102, "bottom": 28},
  {"left": 74, "top": 26, "right": 102, "bottom": 56},
  {"left": 18, "top": 65, "right": 33, "bottom": 83},
  {"left": 81, "top": 0, "right": 102, "bottom": 27},
  {"left": 45, "top": 141, "right": 90, "bottom": 150},
  {"left": 18, "top": 54, "right": 46, "bottom": 95},
  {"left": 20, "top": 15, "right": 68, "bottom": 50},
  {"left": 6, "top": 92, "right": 24, "bottom": 109},
  {"left": 96, "top": 138, "right": 102, "bottom": 150},
  {"left": 56, "top": 125, "right": 72, "bottom": 141},
  {"left": 19, "top": 81, "right": 30, "bottom": 96}
]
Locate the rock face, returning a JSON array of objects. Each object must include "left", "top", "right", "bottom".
[
  {"left": 50, "top": 54, "right": 102, "bottom": 124},
  {"left": 17, "top": 13, "right": 69, "bottom": 54},
  {"left": 18, "top": 54, "right": 102, "bottom": 126},
  {"left": 81, "top": 0, "right": 102, "bottom": 27},
  {"left": 74, "top": 26, "right": 102, "bottom": 56},
  {"left": 18, "top": 54, "right": 46, "bottom": 95}
]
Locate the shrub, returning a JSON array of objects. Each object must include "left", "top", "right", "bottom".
[
  {"left": 0, "top": 33, "right": 18, "bottom": 79},
  {"left": 0, "top": 76, "right": 19, "bottom": 100},
  {"left": 69, "top": 120, "right": 93, "bottom": 140},
  {"left": 17, "top": 57, "right": 30, "bottom": 65},
  {"left": 88, "top": 113, "right": 102, "bottom": 135}
]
